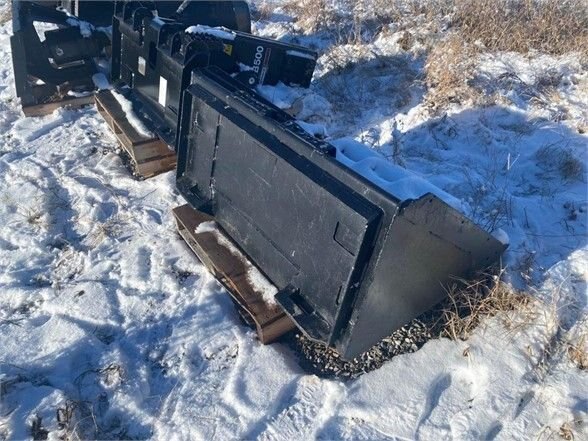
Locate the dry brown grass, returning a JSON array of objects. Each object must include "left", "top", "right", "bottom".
[
  {"left": 285, "top": 0, "right": 587, "bottom": 57},
  {"left": 436, "top": 272, "right": 536, "bottom": 340},
  {"left": 535, "top": 142, "right": 585, "bottom": 182},
  {"left": 423, "top": 34, "right": 485, "bottom": 111},
  {"left": 283, "top": 0, "right": 346, "bottom": 34},
  {"left": 15, "top": 200, "right": 47, "bottom": 232},
  {"left": 253, "top": 1, "right": 275, "bottom": 21},
  {"left": 86, "top": 213, "right": 128, "bottom": 247},
  {"left": 375, "top": 0, "right": 588, "bottom": 56},
  {"left": 0, "top": 5, "right": 11, "bottom": 25},
  {"left": 567, "top": 330, "right": 588, "bottom": 370},
  {"left": 454, "top": 0, "right": 588, "bottom": 57},
  {"left": 284, "top": 0, "right": 450, "bottom": 42},
  {"left": 441, "top": 271, "right": 588, "bottom": 376},
  {"left": 371, "top": 0, "right": 454, "bottom": 22}
]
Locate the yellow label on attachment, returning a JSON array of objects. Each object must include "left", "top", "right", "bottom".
[{"left": 223, "top": 44, "right": 233, "bottom": 56}]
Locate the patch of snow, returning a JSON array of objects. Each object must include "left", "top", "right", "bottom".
[
  {"left": 493, "top": 228, "right": 510, "bottom": 246},
  {"left": 111, "top": 90, "right": 152, "bottom": 138},
  {"left": 291, "top": 93, "right": 333, "bottom": 122},
  {"left": 195, "top": 220, "right": 278, "bottom": 305},
  {"left": 66, "top": 17, "right": 94, "bottom": 38},
  {"left": 257, "top": 81, "right": 306, "bottom": 109},
  {"left": 92, "top": 73, "right": 111, "bottom": 91},
  {"left": 9, "top": 108, "right": 75, "bottom": 142},
  {"left": 238, "top": 62, "right": 255, "bottom": 72},
  {"left": 246, "top": 267, "right": 278, "bottom": 306},
  {"left": 195, "top": 221, "right": 216, "bottom": 234},
  {"left": 297, "top": 120, "right": 328, "bottom": 138},
  {"left": 286, "top": 49, "right": 316, "bottom": 60},
  {"left": 66, "top": 90, "right": 93, "bottom": 98},
  {"left": 31, "top": 21, "right": 59, "bottom": 43},
  {"left": 332, "top": 137, "right": 468, "bottom": 212},
  {"left": 96, "top": 25, "right": 113, "bottom": 37},
  {"left": 185, "top": 25, "right": 236, "bottom": 41}
]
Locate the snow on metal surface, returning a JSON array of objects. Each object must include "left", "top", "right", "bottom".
[
  {"left": 195, "top": 221, "right": 278, "bottom": 306},
  {"left": 111, "top": 89, "right": 153, "bottom": 138},
  {"left": 185, "top": 24, "right": 236, "bottom": 40}
]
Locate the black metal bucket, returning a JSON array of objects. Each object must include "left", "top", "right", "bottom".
[{"left": 175, "top": 67, "right": 508, "bottom": 359}]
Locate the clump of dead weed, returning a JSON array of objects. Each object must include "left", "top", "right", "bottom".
[
  {"left": 535, "top": 142, "right": 586, "bottom": 183},
  {"left": 567, "top": 334, "right": 588, "bottom": 370},
  {"left": 371, "top": 0, "right": 454, "bottom": 25},
  {"left": 566, "top": 323, "right": 588, "bottom": 370},
  {"left": 282, "top": 0, "right": 348, "bottom": 34},
  {"left": 0, "top": 4, "right": 11, "bottom": 25},
  {"left": 423, "top": 34, "right": 486, "bottom": 112},
  {"left": 435, "top": 271, "right": 537, "bottom": 340},
  {"left": 251, "top": 1, "right": 275, "bottom": 21}
]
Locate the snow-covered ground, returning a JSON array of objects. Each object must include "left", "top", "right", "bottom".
[{"left": 1, "top": 2, "right": 587, "bottom": 440}]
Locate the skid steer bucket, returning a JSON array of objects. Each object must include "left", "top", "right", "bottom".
[
  {"left": 175, "top": 67, "right": 508, "bottom": 360},
  {"left": 111, "top": 6, "right": 316, "bottom": 148},
  {"left": 10, "top": 0, "right": 110, "bottom": 115}
]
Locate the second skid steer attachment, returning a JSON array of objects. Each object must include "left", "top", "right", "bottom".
[
  {"left": 10, "top": 1, "right": 110, "bottom": 116},
  {"left": 111, "top": 8, "right": 316, "bottom": 148},
  {"left": 175, "top": 67, "right": 508, "bottom": 360}
]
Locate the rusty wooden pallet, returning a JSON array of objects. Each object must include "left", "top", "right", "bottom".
[
  {"left": 22, "top": 93, "right": 95, "bottom": 117},
  {"left": 173, "top": 204, "right": 295, "bottom": 343},
  {"left": 95, "top": 90, "right": 176, "bottom": 178}
]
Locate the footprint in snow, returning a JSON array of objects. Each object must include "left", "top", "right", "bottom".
[
  {"left": 255, "top": 376, "right": 340, "bottom": 441},
  {"left": 10, "top": 112, "right": 72, "bottom": 143},
  {"left": 415, "top": 363, "right": 491, "bottom": 440},
  {"left": 119, "top": 245, "right": 153, "bottom": 290}
]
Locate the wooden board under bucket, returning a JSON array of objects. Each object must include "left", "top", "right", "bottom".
[
  {"left": 95, "top": 90, "right": 176, "bottom": 178},
  {"left": 173, "top": 204, "right": 295, "bottom": 344}
]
